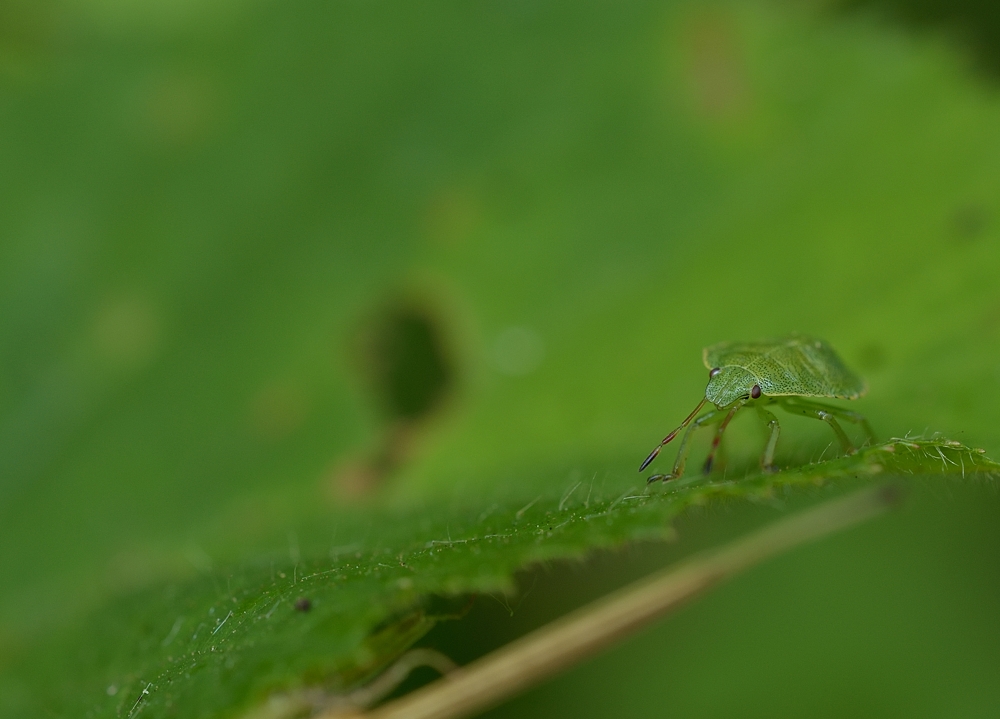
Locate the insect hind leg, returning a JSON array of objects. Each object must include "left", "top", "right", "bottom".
[
  {"left": 702, "top": 399, "right": 746, "bottom": 475},
  {"left": 827, "top": 406, "right": 876, "bottom": 446},
  {"left": 775, "top": 397, "right": 872, "bottom": 454}
]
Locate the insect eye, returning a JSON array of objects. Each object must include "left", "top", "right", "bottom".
[
  {"left": 751, "top": 384, "right": 761, "bottom": 399},
  {"left": 709, "top": 367, "right": 721, "bottom": 379}
]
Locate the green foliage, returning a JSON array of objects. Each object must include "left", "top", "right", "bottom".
[
  {"left": 5, "top": 440, "right": 996, "bottom": 719},
  {"left": 3, "top": 0, "right": 1000, "bottom": 717}
]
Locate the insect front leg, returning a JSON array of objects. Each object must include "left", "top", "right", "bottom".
[
  {"left": 702, "top": 399, "right": 746, "bottom": 475},
  {"left": 775, "top": 397, "right": 855, "bottom": 453},
  {"left": 647, "top": 408, "right": 722, "bottom": 483},
  {"left": 755, "top": 403, "right": 781, "bottom": 472}
]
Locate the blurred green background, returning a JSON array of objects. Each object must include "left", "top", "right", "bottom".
[{"left": 2, "top": 0, "right": 1000, "bottom": 716}]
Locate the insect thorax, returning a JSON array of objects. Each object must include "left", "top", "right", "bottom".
[{"left": 702, "top": 335, "right": 867, "bottom": 401}]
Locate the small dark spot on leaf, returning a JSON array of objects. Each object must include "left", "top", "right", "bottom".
[
  {"left": 878, "top": 483, "right": 905, "bottom": 509},
  {"left": 294, "top": 598, "right": 311, "bottom": 612},
  {"left": 949, "top": 203, "right": 990, "bottom": 242}
]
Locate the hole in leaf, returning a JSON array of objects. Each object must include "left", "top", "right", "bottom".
[
  {"left": 335, "top": 295, "right": 458, "bottom": 498},
  {"left": 360, "top": 300, "right": 455, "bottom": 424},
  {"left": 360, "top": 300, "right": 454, "bottom": 424}
]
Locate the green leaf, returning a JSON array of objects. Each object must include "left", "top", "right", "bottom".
[
  {"left": 5, "top": 439, "right": 996, "bottom": 718},
  {"left": 4, "top": 0, "right": 1000, "bottom": 717}
]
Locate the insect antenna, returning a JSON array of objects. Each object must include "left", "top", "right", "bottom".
[{"left": 639, "top": 397, "right": 708, "bottom": 471}]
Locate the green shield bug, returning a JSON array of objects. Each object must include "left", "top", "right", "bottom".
[{"left": 640, "top": 334, "right": 876, "bottom": 482}]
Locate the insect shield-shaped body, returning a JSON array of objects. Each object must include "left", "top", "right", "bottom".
[{"left": 640, "top": 335, "right": 875, "bottom": 482}]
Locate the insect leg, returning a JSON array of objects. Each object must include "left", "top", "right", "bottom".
[
  {"left": 816, "top": 406, "right": 876, "bottom": 445},
  {"left": 647, "top": 408, "right": 722, "bottom": 483},
  {"left": 775, "top": 398, "right": 854, "bottom": 453},
  {"left": 779, "top": 398, "right": 876, "bottom": 445},
  {"left": 703, "top": 399, "right": 746, "bottom": 475},
  {"left": 755, "top": 404, "right": 781, "bottom": 472}
]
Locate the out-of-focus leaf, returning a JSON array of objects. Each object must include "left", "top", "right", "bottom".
[{"left": 3, "top": 0, "right": 1000, "bottom": 716}]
